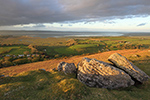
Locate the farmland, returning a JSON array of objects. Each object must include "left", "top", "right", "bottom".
[{"left": 0, "top": 35, "right": 150, "bottom": 68}]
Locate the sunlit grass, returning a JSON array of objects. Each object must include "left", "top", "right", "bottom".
[
  {"left": 0, "top": 52, "right": 150, "bottom": 100},
  {"left": 0, "top": 70, "right": 91, "bottom": 100}
]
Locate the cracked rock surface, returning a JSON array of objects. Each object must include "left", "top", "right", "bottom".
[
  {"left": 77, "top": 57, "right": 134, "bottom": 89},
  {"left": 108, "top": 53, "right": 150, "bottom": 83}
]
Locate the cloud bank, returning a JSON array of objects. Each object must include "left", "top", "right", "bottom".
[{"left": 0, "top": 0, "right": 150, "bottom": 26}]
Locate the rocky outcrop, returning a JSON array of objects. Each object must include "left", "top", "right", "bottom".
[
  {"left": 57, "top": 53, "right": 149, "bottom": 89},
  {"left": 108, "top": 53, "right": 150, "bottom": 83},
  {"left": 77, "top": 58, "right": 134, "bottom": 89},
  {"left": 57, "top": 62, "right": 76, "bottom": 74}
]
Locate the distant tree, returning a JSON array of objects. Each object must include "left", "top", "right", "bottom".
[
  {"left": 31, "top": 48, "right": 38, "bottom": 54},
  {"left": 66, "top": 39, "right": 77, "bottom": 46},
  {"left": 12, "top": 58, "right": 28, "bottom": 65},
  {"left": 28, "top": 44, "right": 33, "bottom": 49},
  {"left": 2, "top": 61, "right": 13, "bottom": 67},
  {"left": 39, "top": 51, "right": 46, "bottom": 55},
  {"left": 0, "top": 60, "right": 2, "bottom": 68},
  {"left": 24, "top": 51, "right": 30, "bottom": 55},
  {"left": 4, "top": 56, "right": 13, "bottom": 62},
  {"left": 28, "top": 44, "right": 38, "bottom": 53},
  {"left": 54, "top": 54, "right": 59, "bottom": 58},
  {"left": 32, "top": 57, "right": 40, "bottom": 62},
  {"left": 0, "top": 63, "right": 2, "bottom": 68},
  {"left": 110, "top": 46, "right": 116, "bottom": 50}
]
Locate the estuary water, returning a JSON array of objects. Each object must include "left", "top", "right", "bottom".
[
  {"left": 0, "top": 31, "right": 124, "bottom": 38},
  {"left": 0, "top": 31, "right": 149, "bottom": 38}
]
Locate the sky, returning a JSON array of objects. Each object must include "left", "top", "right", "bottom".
[{"left": 0, "top": 0, "right": 150, "bottom": 32}]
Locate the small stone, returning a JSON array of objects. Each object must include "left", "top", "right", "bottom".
[
  {"left": 133, "top": 54, "right": 140, "bottom": 57},
  {"left": 52, "top": 68, "right": 57, "bottom": 71},
  {"left": 39, "top": 69, "right": 46, "bottom": 71},
  {"left": 57, "top": 62, "right": 77, "bottom": 74},
  {"left": 5, "top": 75, "right": 9, "bottom": 77}
]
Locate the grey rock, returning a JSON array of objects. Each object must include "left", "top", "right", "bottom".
[
  {"left": 52, "top": 68, "right": 57, "bottom": 71},
  {"left": 57, "top": 62, "right": 66, "bottom": 71},
  {"left": 57, "top": 62, "right": 76, "bottom": 74},
  {"left": 108, "top": 53, "right": 150, "bottom": 83},
  {"left": 39, "top": 69, "right": 46, "bottom": 71},
  {"left": 133, "top": 54, "right": 140, "bottom": 57},
  {"left": 5, "top": 75, "right": 9, "bottom": 77},
  {"left": 77, "top": 57, "right": 134, "bottom": 89}
]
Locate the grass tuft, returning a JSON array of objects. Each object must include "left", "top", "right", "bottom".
[{"left": 0, "top": 70, "right": 91, "bottom": 100}]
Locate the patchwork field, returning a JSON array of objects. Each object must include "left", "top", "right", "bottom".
[{"left": 0, "top": 35, "right": 150, "bottom": 100}]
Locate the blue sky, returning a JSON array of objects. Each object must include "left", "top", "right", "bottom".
[{"left": 0, "top": 0, "right": 150, "bottom": 32}]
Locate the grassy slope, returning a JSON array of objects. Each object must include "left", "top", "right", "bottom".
[
  {"left": 0, "top": 49, "right": 150, "bottom": 100},
  {"left": 0, "top": 45, "right": 31, "bottom": 55}
]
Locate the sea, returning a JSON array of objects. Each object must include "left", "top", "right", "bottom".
[{"left": 0, "top": 31, "right": 149, "bottom": 38}]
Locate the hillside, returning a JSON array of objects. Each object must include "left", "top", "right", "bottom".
[
  {"left": 0, "top": 49, "right": 150, "bottom": 100},
  {"left": 0, "top": 49, "right": 150, "bottom": 76},
  {"left": 1, "top": 36, "right": 150, "bottom": 68}
]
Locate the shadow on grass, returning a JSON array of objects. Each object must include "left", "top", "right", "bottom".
[{"left": 0, "top": 70, "right": 91, "bottom": 100}]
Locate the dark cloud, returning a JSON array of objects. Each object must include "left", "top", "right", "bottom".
[
  {"left": 61, "top": 0, "right": 150, "bottom": 18},
  {"left": 0, "top": 0, "right": 150, "bottom": 26},
  {"left": 0, "top": 0, "right": 71, "bottom": 26},
  {"left": 137, "top": 23, "right": 147, "bottom": 26}
]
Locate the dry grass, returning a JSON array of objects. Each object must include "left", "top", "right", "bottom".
[
  {"left": 0, "top": 49, "right": 149, "bottom": 76},
  {"left": 0, "top": 49, "right": 150, "bottom": 100}
]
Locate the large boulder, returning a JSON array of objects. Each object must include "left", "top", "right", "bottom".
[
  {"left": 57, "top": 62, "right": 77, "bottom": 74},
  {"left": 108, "top": 53, "right": 150, "bottom": 83},
  {"left": 77, "top": 58, "right": 134, "bottom": 89}
]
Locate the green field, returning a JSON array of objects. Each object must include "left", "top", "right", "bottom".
[
  {"left": 54, "top": 44, "right": 100, "bottom": 56},
  {"left": 0, "top": 36, "right": 150, "bottom": 57},
  {"left": 0, "top": 35, "right": 150, "bottom": 67},
  {"left": 0, "top": 45, "right": 31, "bottom": 55}
]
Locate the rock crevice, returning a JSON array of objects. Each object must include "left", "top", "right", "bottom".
[
  {"left": 108, "top": 53, "right": 150, "bottom": 83},
  {"left": 77, "top": 57, "right": 134, "bottom": 89}
]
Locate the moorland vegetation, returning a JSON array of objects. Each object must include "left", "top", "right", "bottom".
[
  {"left": 0, "top": 35, "right": 150, "bottom": 68},
  {"left": 0, "top": 35, "right": 150, "bottom": 99},
  {"left": 0, "top": 48, "right": 150, "bottom": 100}
]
